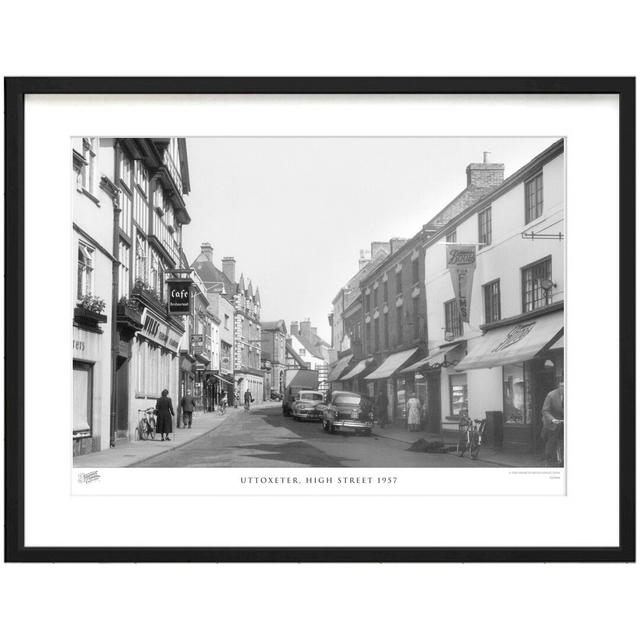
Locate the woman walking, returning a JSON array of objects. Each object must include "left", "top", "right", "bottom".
[
  {"left": 406, "top": 393, "right": 421, "bottom": 432},
  {"left": 155, "top": 389, "right": 175, "bottom": 441}
]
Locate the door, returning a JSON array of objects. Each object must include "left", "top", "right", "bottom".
[
  {"left": 115, "top": 355, "right": 129, "bottom": 435},
  {"left": 531, "top": 360, "right": 557, "bottom": 452},
  {"left": 426, "top": 371, "right": 442, "bottom": 433}
]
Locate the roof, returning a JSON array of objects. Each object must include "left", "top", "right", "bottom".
[
  {"left": 285, "top": 343, "right": 308, "bottom": 368},
  {"left": 191, "top": 257, "right": 236, "bottom": 299},
  {"left": 292, "top": 330, "right": 329, "bottom": 360}
]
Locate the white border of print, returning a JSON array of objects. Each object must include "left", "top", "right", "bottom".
[{"left": 25, "top": 94, "right": 618, "bottom": 548}]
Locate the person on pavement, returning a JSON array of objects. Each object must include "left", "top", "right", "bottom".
[
  {"left": 180, "top": 392, "right": 195, "bottom": 429},
  {"left": 219, "top": 391, "right": 228, "bottom": 414},
  {"left": 244, "top": 388, "right": 253, "bottom": 411},
  {"left": 541, "top": 381, "right": 564, "bottom": 466},
  {"left": 155, "top": 389, "right": 175, "bottom": 441},
  {"left": 406, "top": 393, "right": 421, "bottom": 432},
  {"left": 234, "top": 390, "right": 240, "bottom": 409}
]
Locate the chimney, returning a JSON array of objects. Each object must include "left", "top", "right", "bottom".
[
  {"left": 200, "top": 242, "right": 213, "bottom": 262},
  {"left": 390, "top": 237, "right": 408, "bottom": 254},
  {"left": 300, "top": 319, "right": 312, "bottom": 341},
  {"left": 466, "top": 154, "right": 504, "bottom": 189},
  {"left": 222, "top": 256, "right": 236, "bottom": 283},
  {"left": 290, "top": 321, "right": 299, "bottom": 336},
  {"left": 358, "top": 249, "right": 370, "bottom": 271},
  {"left": 311, "top": 327, "right": 318, "bottom": 337},
  {"left": 370, "top": 241, "right": 391, "bottom": 259}
]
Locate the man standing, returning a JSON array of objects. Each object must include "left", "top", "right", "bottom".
[
  {"left": 541, "top": 381, "right": 564, "bottom": 466},
  {"left": 180, "top": 391, "right": 195, "bottom": 429},
  {"left": 244, "top": 388, "right": 253, "bottom": 412}
]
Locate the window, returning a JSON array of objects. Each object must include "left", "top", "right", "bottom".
[
  {"left": 119, "top": 149, "right": 132, "bottom": 189},
  {"left": 81, "top": 138, "right": 98, "bottom": 195},
  {"left": 118, "top": 240, "right": 130, "bottom": 299},
  {"left": 525, "top": 173, "right": 543, "bottom": 223},
  {"left": 120, "top": 192, "right": 132, "bottom": 235},
  {"left": 133, "top": 188, "right": 147, "bottom": 229},
  {"left": 446, "top": 229, "right": 457, "bottom": 244},
  {"left": 396, "top": 306, "right": 403, "bottom": 344},
  {"left": 135, "top": 235, "right": 147, "bottom": 282},
  {"left": 373, "top": 287, "right": 378, "bottom": 308},
  {"left": 366, "top": 322, "right": 372, "bottom": 353},
  {"left": 413, "top": 301, "right": 420, "bottom": 339},
  {"left": 299, "top": 348, "right": 306, "bottom": 356},
  {"left": 73, "top": 361, "right": 93, "bottom": 436},
  {"left": 149, "top": 251, "right": 160, "bottom": 298},
  {"left": 395, "top": 270, "right": 402, "bottom": 294},
  {"left": 224, "top": 314, "right": 230, "bottom": 330},
  {"left": 412, "top": 258, "right": 419, "bottom": 284},
  {"left": 383, "top": 314, "right": 389, "bottom": 348},
  {"left": 365, "top": 293, "right": 371, "bottom": 313},
  {"left": 483, "top": 279, "right": 501, "bottom": 323},
  {"left": 444, "top": 299, "right": 463, "bottom": 338},
  {"left": 383, "top": 280, "right": 388, "bottom": 302},
  {"left": 449, "top": 373, "right": 468, "bottom": 417},
  {"left": 478, "top": 207, "right": 492, "bottom": 246},
  {"left": 503, "top": 363, "right": 532, "bottom": 424},
  {"left": 522, "top": 257, "right": 552, "bottom": 313},
  {"left": 374, "top": 318, "right": 380, "bottom": 351},
  {"left": 77, "top": 242, "right": 94, "bottom": 299},
  {"left": 135, "top": 160, "right": 148, "bottom": 196}
]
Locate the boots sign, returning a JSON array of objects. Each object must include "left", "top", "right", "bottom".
[
  {"left": 447, "top": 245, "right": 476, "bottom": 323},
  {"left": 167, "top": 279, "right": 192, "bottom": 315}
]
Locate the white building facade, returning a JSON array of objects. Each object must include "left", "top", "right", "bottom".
[{"left": 421, "top": 140, "right": 565, "bottom": 452}]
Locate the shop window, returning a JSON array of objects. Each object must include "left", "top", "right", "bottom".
[
  {"left": 525, "top": 172, "right": 543, "bottom": 224},
  {"left": 444, "top": 299, "right": 463, "bottom": 338},
  {"left": 478, "top": 207, "right": 492, "bottom": 246},
  {"left": 73, "top": 361, "right": 93, "bottom": 437},
  {"left": 449, "top": 373, "right": 468, "bottom": 417},
  {"left": 77, "top": 242, "right": 95, "bottom": 299},
  {"left": 395, "top": 377, "right": 407, "bottom": 419},
  {"left": 522, "top": 256, "right": 552, "bottom": 313},
  {"left": 503, "top": 363, "right": 532, "bottom": 424},
  {"left": 483, "top": 279, "right": 501, "bottom": 323}
]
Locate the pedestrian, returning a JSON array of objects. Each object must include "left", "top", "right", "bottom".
[
  {"left": 541, "top": 381, "right": 564, "bottom": 466},
  {"left": 233, "top": 390, "right": 239, "bottom": 409},
  {"left": 375, "top": 390, "right": 388, "bottom": 429},
  {"left": 219, "top": 391, "right": 228, "bottom": 414},
  {"left": 180, "top": 391, "right": 195, "bottom": 429},
  {"left": 155, "top": 388, "right": 175, "bottom": 441},
  {"left": 406, "top": 393, "right": 421, "bottom": 432},
  {"left": 244, "top": 388, "right": 253, "bottom": 412}
]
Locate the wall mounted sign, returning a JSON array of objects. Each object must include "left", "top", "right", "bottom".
[
  {"left": 167, "top": 279, "right": 192, "bottom": 315},
  {"left": 447, "top": 244, "right": 476, "bottom": 323}
]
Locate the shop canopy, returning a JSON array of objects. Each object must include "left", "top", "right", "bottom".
[
  {"left": 364, "top": 348, "right": 419, "bottom": 380},
  {"left": 328, "top": 354, "right": 354, "bottom": 382},
  {"left": 340, "top": 357, "right": 374, "bottom": 381},
  {"left": 456, "top": 310, "right": 563, "bottom": 371},
  {"left": 549, "top": 334, "right": 564, "bottom": 350},
  {"left": 401, "top": 344, "right": 461, "bottom": 374}
]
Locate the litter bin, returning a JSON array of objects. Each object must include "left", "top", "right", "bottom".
[{"left": 485, "top": 411, "right": 504, "bottom": 449}]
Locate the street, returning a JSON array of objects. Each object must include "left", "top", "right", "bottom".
[{"left": 135, "top": 403, "right": 500, "bottom": 468}]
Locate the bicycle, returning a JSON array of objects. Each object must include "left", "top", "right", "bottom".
[
  {"left": 457, "top": 417, "right": 486, "bottom": 460},
  {"left": 136, "top": 407, "right": 157, "bottom": 441}
]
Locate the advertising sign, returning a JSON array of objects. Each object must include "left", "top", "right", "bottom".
[
  {"left": 447, "top": 244, "right": 476, "bottom": 323},
  {"left": 167, "top": 279, "right": 192, "bottom": 315},
  {"left": 191, "top": 333, "right": 204, "bottom": 354}
]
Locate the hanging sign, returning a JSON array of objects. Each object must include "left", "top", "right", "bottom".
[
  {"left": 447, "top": 244, "right": 476, "bottom": 323},
  {"left": 167, "top": 279, "right": 192, "bottom": 315}
]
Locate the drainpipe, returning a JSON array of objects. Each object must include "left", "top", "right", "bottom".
[{"left": 107, "top": 177, "right": 122, "bottom": 448}]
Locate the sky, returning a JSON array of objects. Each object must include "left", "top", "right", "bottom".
[{"left": 181, "top": 137, "right": 560, "bottom": 344}]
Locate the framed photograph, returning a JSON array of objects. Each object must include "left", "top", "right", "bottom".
[{"left": 4, "top": 77, "right": 635, "bottom": 562}]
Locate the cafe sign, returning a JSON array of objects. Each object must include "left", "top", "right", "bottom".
[
  {"left": 167, "top": 279, "right": 192, "bottom": 315},
  {"left": 447, "top": 244, "right": 476, "bottom": 323}
]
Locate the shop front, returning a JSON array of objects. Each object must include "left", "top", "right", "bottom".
[
  {"left": 455, "top": 309, "right": 564, "bottom": 452},
  {"left": 364, "top": 348, "right": 422, "bottom": 425}
]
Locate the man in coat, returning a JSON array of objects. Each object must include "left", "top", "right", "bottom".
[
  {"left": 244, "top": 388, "right": 253, "bottom": 411},
  {"left": 181, "top": 391, "right": 196, "bottom": 429},
  {"left": 541, "top": 381, "right": 564, "bottom": 465}
]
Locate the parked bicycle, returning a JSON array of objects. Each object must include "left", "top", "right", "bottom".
[
  {"left": 136, "top": 407, "right": 157, "bottom": 441},
  {"left": 457, "top": 416, "right": 487, "bottom": 460}
]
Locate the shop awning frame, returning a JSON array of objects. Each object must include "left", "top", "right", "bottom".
[{"left": 364, "top": 348, "right": 419, "bottom": 381}]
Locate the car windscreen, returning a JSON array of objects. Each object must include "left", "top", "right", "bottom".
[
  {"left": 299, "top": 392, "right": 323, "bottom": 401},
  {"left": 333, "top": 394, "right": 361, "bottom": 405}
]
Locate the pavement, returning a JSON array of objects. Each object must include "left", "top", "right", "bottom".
[
  {"left": 371, "top": 423, "right": 546, "bottom": 467},
  {"left": 73, "top": 406, "right": 245, "bottom": 468}
]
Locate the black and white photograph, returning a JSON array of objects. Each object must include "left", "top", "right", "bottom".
[{"left": 72, "top": 136, "right": 565, "bottom": 472}]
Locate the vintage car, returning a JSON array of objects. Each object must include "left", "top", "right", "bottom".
[
  {"left": 321, "top": 391, "right": 374, "bottom": 435},
  {"left": 290, "top": 390, "right": 325, "bottom": 421}
]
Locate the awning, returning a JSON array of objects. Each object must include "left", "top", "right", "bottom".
[
  {"left": 328, "top": 354, "right": 353, "bottom": 382},
  {"left": 206, "top": 372, "right": 233, "bottom": 385},
  {"left": 364, "top": 348, "right": 419, "bottom": 380},
  {"left": 340, "top": 358, "right": 374, "bottom": 381},
  {"left": 401, "top": 344, "right": 461, "bottom": 373},
  {"left": 456, "top": 311, "right": 563, "bottom": 371}
]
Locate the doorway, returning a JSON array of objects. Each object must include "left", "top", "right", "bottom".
[
  {"left": 115, "top": 355, "right": 129, "bottom": 437},
  {"left": 426, "top": 371, "right": 442, "bottom": 434}
]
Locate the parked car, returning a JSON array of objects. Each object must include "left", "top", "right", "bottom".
[
  {"left": 291, "top": 390, "right": 325, "bottom": 421},
  {"left": 321, "top": 391, "right": 374, "bottom": 435},
  {"left": 270, "top": 390, "right": 283, "bottom": 401}
]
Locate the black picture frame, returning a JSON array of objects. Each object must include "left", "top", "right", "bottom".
[{"left": 4, "top": 77, "right": 635, "bottom": 563}]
